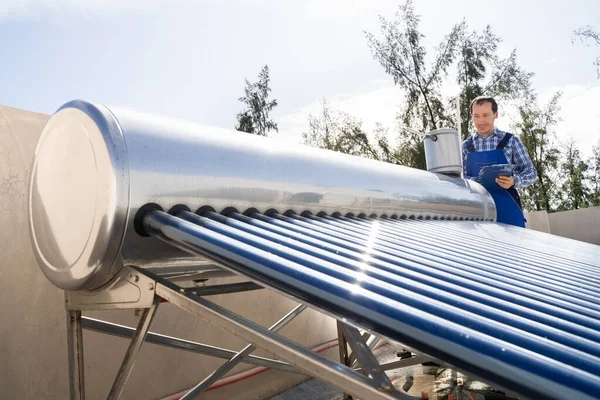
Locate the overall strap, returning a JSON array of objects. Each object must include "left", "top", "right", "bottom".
[
  {"left": 466, "top": 136, "right": 475, "bottom": 152},
  {"left": 496, "top": 132, "right": 513, "bottom": 150}
]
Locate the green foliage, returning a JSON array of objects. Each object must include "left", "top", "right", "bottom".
[
  {"left": 290, "top": 2, "right": 599, "bottom": 213},
  {"left": 302, "top": 100, "right": 382, "bottom": 160},
  {"left": 456, "top": 25, "right": 532, "bottom": 139},
  {"left": 364, "top": 1, "right": 531, "bottom": 169},
  {"left": 515, "top": 93, "right": 562, "bottom": 212},
  {"left": 236, "top": 65, "right": 278, "bottom": 136},
  {"left": 557, "top": 139, "right": 591, "bottom": 211}
]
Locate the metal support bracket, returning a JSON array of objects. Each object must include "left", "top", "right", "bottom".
[
  {"left": 65, "top": 266, "right": 157, "bottom": 311},
  {"left": 349, "top": 331, "right": 380, "bottom": 368},
  {"left": 341, "top": 323, "right": 393, "bottom": 392},
  {"left": 183, "top": 281, "right": 263, "bottom": 296},
  {"left": 336, "top": 324, "right": 427, "bottom": 397}
]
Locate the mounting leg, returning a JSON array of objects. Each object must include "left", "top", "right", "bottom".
[
  {"left": 106, "top": 296, "right": 160, "bottom": 400},
  {"left": 67, "top": 310, "right": 85, "bottom": 400},
  {"left": 337, "top": 321, "right": 353, "bottom": 400}
]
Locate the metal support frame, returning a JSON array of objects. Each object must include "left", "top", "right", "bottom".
[
  {"left": 107, "top": 296, "right": 160, "bottom": 400},
  {"left": 336, "top": 322, "right": 428, "bottom": 399},
  {"left": 64, "top": 266, "right": 416, "bottom": 400},
  {"left": 378, "top": 355, "right": 428, "bottom": 371},
  {"left": 81, "top": 317, "right": 296, "bottom": 372},
  {"left": 156, "top": 280, "right": 410, "bottom": 399},
  {"left": 341, "top": 324, "right": 393, "bottom": 392},
  {"left": 180, "top": 303, "right": 307, "bottom": 399},
  {"left": 67, "top": 310, "right": 85, "bottom": 400},
  {"left": 337, "top": 321, "right": 353, "bottom": 400},
  {"left": 349, "top": 332, "right": 380, "bottom": 368},
  {"left": 183, "top": 281, "right": 263, "bottom": 296}
]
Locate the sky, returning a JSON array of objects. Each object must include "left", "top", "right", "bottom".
[{"left": 1, "top": 0, "right": 599, "bottom": 157}]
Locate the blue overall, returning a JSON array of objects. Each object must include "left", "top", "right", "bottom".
[{"left": 466, "top": 133, "right": 525, "bottom": 227}]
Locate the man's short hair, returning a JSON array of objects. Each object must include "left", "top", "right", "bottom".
[{"left": 470, "top": 96, "right": 498, "bottom": 114}]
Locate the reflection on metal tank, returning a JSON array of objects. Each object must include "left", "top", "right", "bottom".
[{"left": 28, "top": 100, "right": 496, "bottom": 292}]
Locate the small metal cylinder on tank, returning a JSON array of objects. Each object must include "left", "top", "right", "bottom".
[
  {"left": 28, "top": 100, "right": 496, "bottom": 292},
  {"left": 423, "top": 128, "right": 463, "bottom": 177}
]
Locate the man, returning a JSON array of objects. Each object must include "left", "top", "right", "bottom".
[{"left": 462, "top": 96, "right": 537, "bottom": 227}]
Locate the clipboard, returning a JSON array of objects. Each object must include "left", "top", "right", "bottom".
[{"left": 475, "top": 164, "right": 516, "bottom": 190}]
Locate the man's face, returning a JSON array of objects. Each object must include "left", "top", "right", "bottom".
[{"left": 472, "top": 101, "right": 498, "bottom": 137}]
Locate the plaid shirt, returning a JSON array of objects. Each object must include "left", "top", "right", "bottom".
[{"left": 461, "top": 128, "right": 537, "bottom": 189}]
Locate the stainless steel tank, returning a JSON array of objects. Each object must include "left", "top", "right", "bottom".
[
  {"left": 28, "top": 100, "right": 496, "bottom": 292},
  {"left": 423, "top": 128, "right": 463, "bottom": 177}
]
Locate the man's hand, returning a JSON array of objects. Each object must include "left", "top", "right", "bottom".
[{"left": 496, "top": 176, "right": 515, "bottom": 189}]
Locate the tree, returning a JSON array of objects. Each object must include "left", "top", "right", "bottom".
[
  {"left": 302, "top": 101, "right": 410, "bottom": 165},
  {"left": 515, "top": 93, "right": 562, "bottom": 212},
  {"left": 588, "top": 140, "right": 600, "bottom": 207},
  {"left": 235, "top": 111, "right": 255, "bottom": 134},
  {"left": 302, "top": 100, "right": 381, "bottom": 159},
  {"left": 364, "top": 1, "right": 532, "bottom": 169},
  {"left": 372, "top": 123, "right": 406, "bottom": 165},
  {"left": 573, "top": 24, "right": 600, "bottom": 78},
  {"left": 364, "top": 0, "right": 461, "bottom": 169},
  {"left": 557, "top": 139, "right": 591, "bottom": 211},
  {"left": 456, "top": 25, "right": 533, "bottom": 139},
  {"left": 235, "top": 65, "right": 278, "bottom": 136}
]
